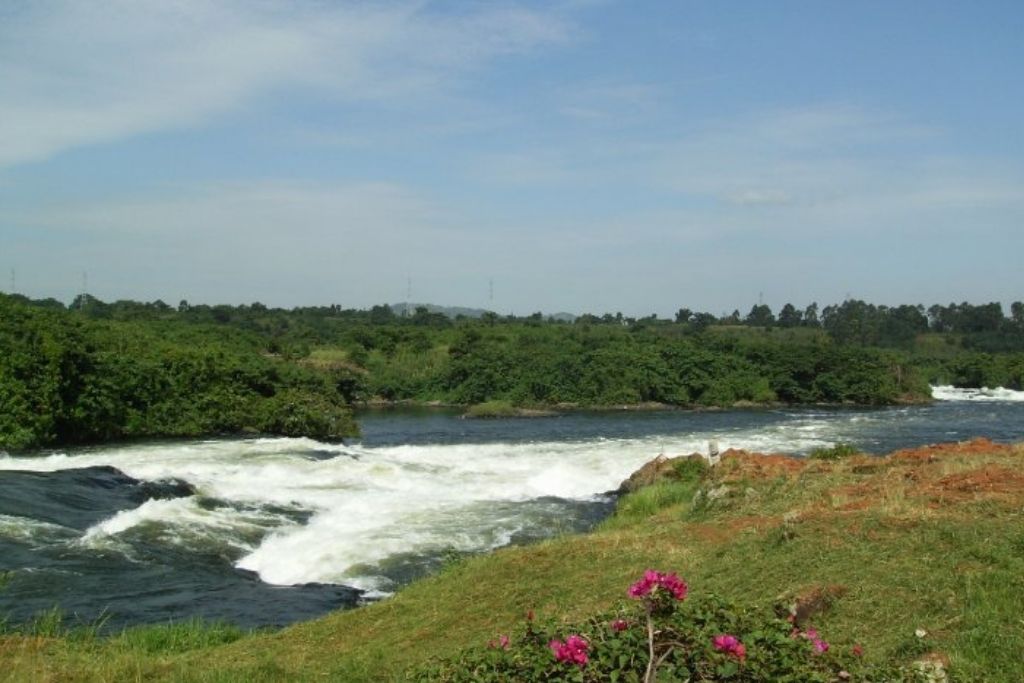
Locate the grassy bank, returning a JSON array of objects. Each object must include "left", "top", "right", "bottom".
[{"left": 3, "top": 439, "right": 1023, "bottom": 681}]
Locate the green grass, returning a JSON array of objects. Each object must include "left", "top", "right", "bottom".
[
  {"left": 110, "top": 619, "right": 248, "bottom": 654},
  {"left": 464, "top": 400, "right": 518, "bottom": 418},
  {"left": 3, "top": 442, "right": 1023, "bottom": 681},
  {"left": 808, "top": 442, "right": 861, "bottom": 460},
  {"left": 603, "top": 457, "right": 708, "bottom": 528}
]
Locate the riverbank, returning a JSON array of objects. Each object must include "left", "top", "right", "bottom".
[
  {"left": 356, "top": 394, "right": 935, "bottom": 418},
  {"left": 3, "top": 437, "right": 1022, "bottom": 681}
]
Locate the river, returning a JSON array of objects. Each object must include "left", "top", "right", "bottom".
[{"left": 1, "top": 386, "right": 1022, "bottom": 631}]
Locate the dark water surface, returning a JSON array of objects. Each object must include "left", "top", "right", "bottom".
[{"left": 1, "top": 393, "right": 1022, "bottom": 631}]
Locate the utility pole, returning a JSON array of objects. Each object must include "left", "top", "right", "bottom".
[
  {"left": 9, "top": 268, "right": 14, "bottom": 294},
  {"left": 489, "top": 278, "right": 494, "bottom": 305},
  {"left": 404, "top": 276, "right": 412, "bottom": 317}
]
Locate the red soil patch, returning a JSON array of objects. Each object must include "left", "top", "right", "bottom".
[
  {"left": 928, "top": 465, "right": 1024, "bottom": 502},
  {"left": 833, "top": 499, "right": 874, "bottom": 512},
  {"left": 686, "top": 514, "right": 780, "bottom": 543},
  {"left": 888, "top": 437, "right": 1013, "bottom": 464},
  {"left": 719, "top": 449, "right": 807, "bottom": 480}
]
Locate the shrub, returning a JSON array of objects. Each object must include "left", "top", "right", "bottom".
[
  {"left": 464, "top": 400, "right": 518, "bottom": 418},
  {"left": 408, "top": 569, "right": 927, "bottom": 682},
  {"left": 808, "top": 443, "right": 860, "bottom": 460}
]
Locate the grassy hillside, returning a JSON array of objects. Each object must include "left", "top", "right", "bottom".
[{"left": 3, "top": 439, "right": 1023, "bottom": 681}]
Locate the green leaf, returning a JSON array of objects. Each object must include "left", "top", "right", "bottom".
[{"left": 717, "top": 660, "right": 739, "bottom": 678}]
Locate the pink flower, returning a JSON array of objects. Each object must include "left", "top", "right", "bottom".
[
  {"left": 795, "top": 628, "right": 829, "bottom": 654},
  {"left": 628, "top": 569, "right": 659, "bottom": 598},
  {"left": 628, "top": 569, "right": 688, "bottom": 601},
  {"left": 713, "top": 634, "right": 739, "bottom": 652},
  {"left": 610, "top": 619, "right": 629, "bottom": 632},
  {"left": 659, "top": 572, "right": 688, "bottom": 600},
  {"left": 550, "top": 635, "right": 589, "bottom": 667},
  {"left": 852, "top": 644, "right": 864, "bottom": 657},
  {"left": 487, "top": 634, "right": 510, "bottom": 650},
  {"left": 712, "top": 634, "right": 746, "bottom": 661}
]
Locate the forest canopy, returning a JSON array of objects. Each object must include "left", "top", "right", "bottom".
[{"left": 2, "top": 293, "right": 1022, "bottom": 450}]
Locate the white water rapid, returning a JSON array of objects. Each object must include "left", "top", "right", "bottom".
[
  {"left": 0, "top": 422, "right": 839, "bottom": 593},
  {"left": 930, "top": 385, "right": 1024, "bottom": 402}
]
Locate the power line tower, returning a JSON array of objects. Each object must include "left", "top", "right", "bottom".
[{"left": 80, "top": 271, "right": 89, "bottom": 310}]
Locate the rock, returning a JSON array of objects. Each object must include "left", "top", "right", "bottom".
[
  {"left": 777, "top": 584, "right": 848, "bottom": 627},
  {"left": 706, "top": 485, "right": 732, "bottom": 500},
  {"left": 618, "top": 454, "right": 703, "bottom": 493}
]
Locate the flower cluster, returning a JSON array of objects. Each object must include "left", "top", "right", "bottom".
[
  {"left": 549, "top": 634, "right": 589, "bottom": 668},
  {"left": 416, "top": 568, "right": 912, "bottom": 683},
  {"left": 627, "top": 569, "right": 688, "bottom": 601},
  {"left": 797, "top": 628, "right": 830, "bottom": 654},
  {"left": 712, "top": 633, "right": 747, "bottom": 661}
]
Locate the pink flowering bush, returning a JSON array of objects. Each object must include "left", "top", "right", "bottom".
[
  {"left": 410, "top": 569, "right": 921, "bottom": 682},
  {"left": 628, "top": 568, "right": 688, "bottom": 602},
  {"left": 712, "top": 633, "right": 747, "bottom": 661},
  {"left": 548, "top": 634, "right": 589, "bottom": 667},
  {"left": 796, "top": 628, "right": 831, "bottom": 655}
]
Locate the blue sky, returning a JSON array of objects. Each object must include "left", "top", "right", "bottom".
[{"left": 1, "top": 0, "right": 1022, "bottom": 316}]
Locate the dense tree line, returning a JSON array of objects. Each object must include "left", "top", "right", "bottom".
[
  {"left": 3, "top": 293, "right": 1022, "bottom": 450},
  {"left": 0, "top": 295, "right": 357, "bottom": 450}
]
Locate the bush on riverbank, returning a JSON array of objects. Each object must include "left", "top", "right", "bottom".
[
  {"left": 411, "top": 580, "right": 925, "bottom": 682},
  {"left": 464, "top": 400, "right": 519, "bottom": 418},
  {"left": 0, "top": 295, "right": 358, "bottom": 450}
]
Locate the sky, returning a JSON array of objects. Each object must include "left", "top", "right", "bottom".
[{"left": 1, "top": 0, "right": 1022, "bottom": 317}]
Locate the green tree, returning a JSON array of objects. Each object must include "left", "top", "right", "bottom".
[
  {"left": 777, "top": 303, "right": 802, "bottom": 328},
  {"left": 744, "top": 304, "right": 775, "bottom": 327}
]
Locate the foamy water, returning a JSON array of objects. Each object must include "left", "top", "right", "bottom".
[
  {"left": 2, "top": 401, "right": 1022, "bottom": 598},
  {"left": 3, "top": 404, "right": 1024, "bottom": 628},
  {"left": 0, "top": 514, "right": 75, "bottom": 544},
  {"left": 0, "top": 420, "right": 838, "bottom": 592},
  {"left": 931, "top": 385, "right": 1024, "bottom": 402}
]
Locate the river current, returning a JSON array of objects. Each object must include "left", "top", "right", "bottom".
[{"left": 1, "top": 386, "right": 1022, "bottom": 630}]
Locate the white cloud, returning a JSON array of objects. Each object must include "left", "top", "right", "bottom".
[
  {"left": 656, "top": 104, "right": 1023, "bottom": 226},
  {"left": 0, "top": 1, "right": 572, "bottom": 168}
]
